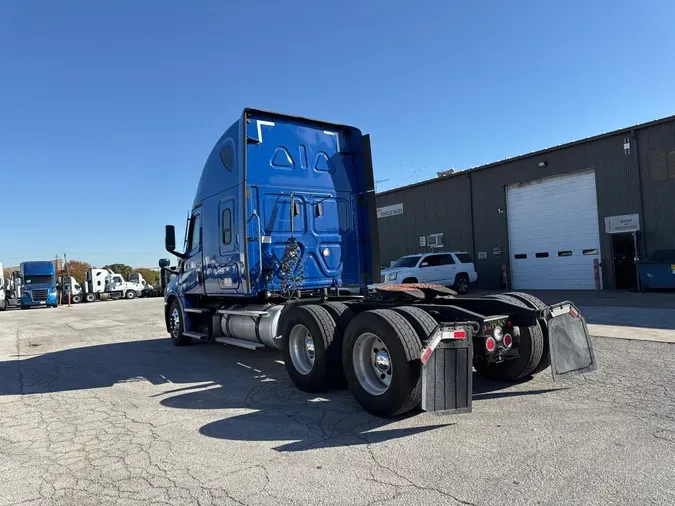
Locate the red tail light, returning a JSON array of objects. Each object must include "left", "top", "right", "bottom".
[
  {"left": 485, "top": 336, "right": 496, "bottom": 352},
  {"left": 453, "top": 329, "right": 466, "bottom": 339},
  {"left": 503, "top": 334, "right": 512, "bottom": 348}
]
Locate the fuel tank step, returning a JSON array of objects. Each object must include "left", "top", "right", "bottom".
[
  {"left": 184, "top": 308, "right": 211, "bottom": 314},
  {"left": 218, "top": 308, "right": 269, "bottom": 317},
  {"left": 183, "top": 331, "right": 209, "bottom": 339},
  {"left": 214, "top": 337, "right": 265, "bottom": 350}
]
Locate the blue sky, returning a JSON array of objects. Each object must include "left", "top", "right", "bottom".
[{"left": 1, "top": 0, "right": 674, "bottom": 268}]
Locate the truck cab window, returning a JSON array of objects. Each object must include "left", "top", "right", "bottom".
[
  {"left": 187, "top": 213, "right": 201, "bottom": 252},
  {"left": 222, "top": 208, "right": 232, "bottom": 245}
]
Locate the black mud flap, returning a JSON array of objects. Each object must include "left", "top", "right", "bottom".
[
  {"left": 421, "top": 326, "right": 473, "bottom": 414},
  {"left": 547, "top": 303, "right": 597, "bottom": 380}
]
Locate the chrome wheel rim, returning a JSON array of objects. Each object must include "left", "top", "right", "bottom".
[
  {"left": 289, "top": 324, "right": 315, "bottom": 375},
  {"left": 353, "top": 332, "right": 392, "bottom": 396},
  {"left": 170, "top": 308, "right": 181, "bottom": 337}
]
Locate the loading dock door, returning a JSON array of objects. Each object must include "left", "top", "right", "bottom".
[{"left": 506, "top": 170, "right": 601, "bottom": 290}]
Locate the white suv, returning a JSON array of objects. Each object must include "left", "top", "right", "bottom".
[{"left": 380, "top": 252, "right": 478, "bottom": 294}]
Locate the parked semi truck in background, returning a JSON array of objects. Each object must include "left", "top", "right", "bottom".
[
  {"left": 162, "top": 109, "right": 597, "bottom": 417},
  {"left": 19, "top": 261, "right": 58, "bottom": 309},
  {"left": 82, "top": 268, "right": 144, "bottom": 302}
]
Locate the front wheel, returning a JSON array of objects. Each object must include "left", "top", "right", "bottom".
[
  {"left": 168, "top": 299, "right": 192, "bottom": 346},
  {"left": 85, "top": 293, "right": 96, "bottom": 303},
  {"left": 125, "top": 290, "right": 137, "bottom": 300},
  {"left": 342, "top": 309, "right": 422, "bottom": 418}
]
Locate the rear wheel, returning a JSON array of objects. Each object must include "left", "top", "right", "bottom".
[
  {"left": 392, "top": 306, "right": 438, "bottom": 342},
  {"left": 474, "top": 294, "right": 544, "bottom": 382},
  {"left": 72, "top": 294, "right": 82, "bottom": 304},
  {"left": 453, "top": 274, "right": 470, "bottom": 294},
  {"left": 0, "top": 299, "right": 6, "bottom": 311},
  {"left": 343, "top": 309, "right": 422, "bottom": 417},
  {"left": 504, "top": 292, "right": 550, "bottom": 374},
  {"left": 168, "top": 299, "right": 192, "bottom": 346},
  {"left": 282, "top": 305, "right": 341, "bottom": 393}
]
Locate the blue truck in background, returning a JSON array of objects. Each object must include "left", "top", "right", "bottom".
[
  {"left": 162, "top": 109, "right": 597, "bottom": 417},
  {"left": 20, "top": 261, "right": 59, "bottom": 309}
]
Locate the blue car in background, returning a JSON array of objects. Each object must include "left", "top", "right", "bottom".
[{"left": 20, "top": 261, "right": 59, "bottom": 309}]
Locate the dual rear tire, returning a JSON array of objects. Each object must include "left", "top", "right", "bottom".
[
  {"left": 281, "top": 304, "right": 428, "bottom": 417},
  {"left": 474, "top": 293, "right": 548, "bottom": 382}
]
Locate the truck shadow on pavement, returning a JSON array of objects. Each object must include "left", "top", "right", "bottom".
[{"left": 0, "top": 337, "right": 560, "bottom": 452}]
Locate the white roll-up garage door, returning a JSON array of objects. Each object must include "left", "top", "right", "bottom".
[{"left": 506, "top": 170, "right": 601, "bottom": 290}]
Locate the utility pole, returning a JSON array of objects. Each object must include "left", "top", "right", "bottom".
[{"left": 64, "top": 253, "right": 69, "bottom": 275}]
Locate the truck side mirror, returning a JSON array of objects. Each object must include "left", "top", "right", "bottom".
[
  {"left": 165, "top": 225, "right": 176, "bottom": 251},
  {"left": 159, "top": 258, "right": 170, "bottom": 268}
]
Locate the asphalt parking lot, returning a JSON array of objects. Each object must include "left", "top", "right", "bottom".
[{"left": 1, "top": 299, "right": 674, "bottom": 506}]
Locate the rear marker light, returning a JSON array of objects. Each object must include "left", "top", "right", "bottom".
[
  {"left": 485, "top": 336, "right": 496, "bottom": 352},
  {"left": 569, "top": 307, "right": 579, "bottom": 318},
  {"left": 507, "top": 320, "right": 512, "bottom": 328},
  {"left": 503, "top": 334, "right": 512, "bottom": 348}
]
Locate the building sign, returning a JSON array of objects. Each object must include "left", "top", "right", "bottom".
[
  {"left": 605, "top": 213, "right": 640, "bottom": 234},
  {"left": 419, "top": 236, "right": 426, "bottom": 247},
  {"left": 478, "top": 252, "right": 487, "bottom": 260},
  {"left": 376, "top": 203, "right": 403, "bottom": 219}
]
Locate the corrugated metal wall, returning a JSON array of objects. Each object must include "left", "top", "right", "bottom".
[
  {"left": 637, "top": 122, "right": 675, "bottom": 252},
  {"left": 376, "top": 174, "right": 473, "bottom": 267},
  {"left": 376, "top": 118, "right": 675, "bottom": 289}
]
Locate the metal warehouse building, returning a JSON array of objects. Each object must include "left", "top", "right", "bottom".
[{"left": 375, "top": 115, "right": 675, "bottom": 290}]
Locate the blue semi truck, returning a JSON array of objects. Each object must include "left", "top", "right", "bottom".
[
  {"left": 20, "top": 261, "right": 59, "bottom": 309},
  {"left": 162, "top": 109, "right": 597, "bottom": 417}
]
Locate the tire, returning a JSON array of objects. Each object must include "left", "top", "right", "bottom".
[
  {"left": 474, "top": 294, "right": 544, "bottom": 382},
  {"left": 85, "top": 293, "right": 96, "bottom": 303},
  {"left": 125, "top": 290, "right": 137, "bottom": 300},
  {"left": 72, "top": 294, "right": 82, "bottom": 304},
  {"left": 0, "top": 299, "right": 6, "bottom": 311},
  {"left": 453, "top": 274, "right": 470, "bottom": 294},
  {"left": 282, "top": 304, "right": 341, "bottom": 393},
  {"left": 168, "top": 299, "right": 192, "bottom": 346},
  {"left": 503, "top": 292, "right": 551, "bottom": 374},
  {"left": 342, "top": 309, "right": 422, "bottom": 417},
  {"left": 320, "top": 302, "right": 355, "bottom": 336},
  {"left": 402, "top": 277, "right": 418, "bottom": 284},
  {"left": 392, "top": 306, "right": 438, "bottom": 343}
]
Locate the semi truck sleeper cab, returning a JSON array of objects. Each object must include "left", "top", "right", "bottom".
[{"left": 163, "top": 109, "right": 597, "bottom": 417}]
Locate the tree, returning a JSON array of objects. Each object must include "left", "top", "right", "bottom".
[
  {"left": 103, "top": 264, "right": 133, "bottom": 279},
  {"left": 133, "top": 268, "right": 160, "bottom": 287},
  {"left": 60, "top": 261, "right": 92, "bottom": 283}
]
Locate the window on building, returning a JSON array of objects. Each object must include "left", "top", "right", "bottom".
[
  {"left": 220, "top": 144, "right": 234, "bottom": 172},
  {"left": 535, "top": 252, "right": 549, "bottom": 258},
  {"left": 222, "top": 208, "right": 232, "bottom": 245},
  {"left": 583, "top": 249, "right": 599, "bottom": 255},
  {"left": 558, "top": 251, "right": 573, "bottom": 257},
  {"left": 514, "top": 254, "right": 527, "bottom": 259},
  {"left": 649, "top": 149, "right": 675, "bottom": 181}
]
